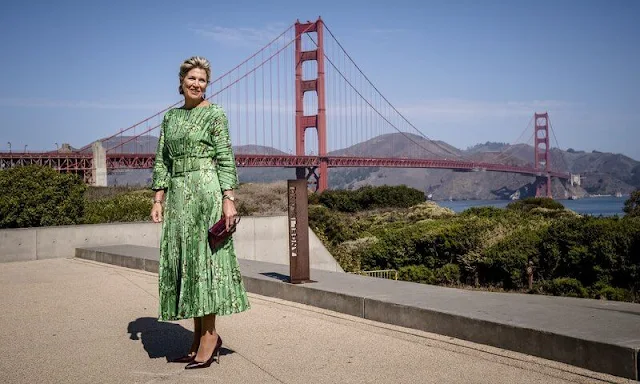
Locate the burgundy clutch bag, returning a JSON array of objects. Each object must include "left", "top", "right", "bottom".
[{"left": 208, "top": 216, "right": 240, "bottom": 251}]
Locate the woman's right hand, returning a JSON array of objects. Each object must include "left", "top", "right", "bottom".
[{"left": 151, "top": 202, "right": 163, "bottom": 223}]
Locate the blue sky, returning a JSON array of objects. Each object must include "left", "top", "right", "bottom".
[{"left": 0, "top": 0, "right": 638, "bottom": 160}]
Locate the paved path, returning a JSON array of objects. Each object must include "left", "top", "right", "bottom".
[{"left": 0, "top": 259, "right": 633, "bottom": 384}]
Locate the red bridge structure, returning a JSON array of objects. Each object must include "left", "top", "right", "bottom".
[{"left": 0, "top": 18, "right": 577, "bottom": 198}]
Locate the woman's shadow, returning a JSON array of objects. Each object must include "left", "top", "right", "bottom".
[{"left": 127, "top": 317, "right": 234, "bottom": 361}]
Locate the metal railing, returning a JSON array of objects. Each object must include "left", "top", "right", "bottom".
[{"left": 352, "top": 269, "right": 398, "bottom": 280}]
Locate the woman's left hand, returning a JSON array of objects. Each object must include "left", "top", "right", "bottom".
[{"left": 222, "top": 198, "right": 237, "bottom": 231}]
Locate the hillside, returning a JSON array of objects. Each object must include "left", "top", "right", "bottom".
[
  {"left": 328, "top": 132, "right": 462, "bottom": 159},
  {"left": 460, "top": 142, "right": 640, "bottom": 195},
  {"left": 85, "top": 135, "right": 638, "bottom": 199}
]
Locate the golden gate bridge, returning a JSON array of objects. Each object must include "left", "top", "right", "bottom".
[{"left": 0, "top": 17, "right": 577, "bottom": 198}]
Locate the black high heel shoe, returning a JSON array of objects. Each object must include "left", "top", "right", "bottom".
[{"left": 184, "top": 336, "right": 223, "bottom": 369}]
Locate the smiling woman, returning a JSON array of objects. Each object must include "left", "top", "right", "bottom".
[
  {"left": 178, "top": 57, "right": 210, "bottom": 100},
  {"left": 149, "top": 56, "right": 250, "bottom": 370}
]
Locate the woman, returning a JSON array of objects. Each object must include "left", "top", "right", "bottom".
[{"left": 150, "top": 56, "right": 250, "bottom": 369}]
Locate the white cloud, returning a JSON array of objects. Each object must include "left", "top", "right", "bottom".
[{"left": 190, "top": 22, "right": 289, "bottom": 48}]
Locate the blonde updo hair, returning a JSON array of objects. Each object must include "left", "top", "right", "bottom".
[{"left": 178, "top": 56, "right": 212, "bottom": 94}]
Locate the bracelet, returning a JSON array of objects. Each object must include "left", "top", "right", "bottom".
[{"left": 153, "top": 199, "right": 163, "bottom": 204}]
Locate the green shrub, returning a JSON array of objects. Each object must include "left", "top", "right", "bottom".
[
  {"left": 481, "top": 228, "right": 544, "bottom": 289},
  {"left": 590, "top": 282, "right": 634, "bottom": 301},
  {"left": 331, "top": 237, "right": 378, "bottom": 272},
  {"left": 435, "top": 263, "right": 461, "bottom": 285},
  {"left": 624, "top": 189, "right": 640, "bottom": 217},
  {"left": 308, "top": 205, "right": 359, "bottom": 246},
  {"left": 316, "top": 185, "right": 425, "bottom": 212},
  {"left": 83, "top": 192, "right": 152, "bottom": 224},
  {"left": 460, "top": 206, "right": 506, "bottom": 218},
  {"left": 308, "top": 190, "right": 640, "bottom": 303},
  {"left": 535, "top": 278, "right": 588, "bottom": 298},
  {"left": 407, "top": 202, "right": 455, "bottom": 220},
  {"left": 595, "top": 286, "right": 633, "bottom": 301},
  {"left": 0, "top": 165, "right": 86, "bottom": 228},
  {"left": 507, "top": 197, "right": 565, "bottom": 212},
  {"left": 358, "top": 218, "right": 486, "bottom": 274},
  {"left": 398, "top": 265, "right": 436, "bottom": 284},
  {"left": 538, "top": 216, "right": 640, "bottom": 292},
  {"left": 318, "top": 190, "right": 362, "bottom": 212}
]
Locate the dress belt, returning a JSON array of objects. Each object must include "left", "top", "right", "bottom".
[{"left": 171, "top": 156, "right": 216, "bottom": 177}]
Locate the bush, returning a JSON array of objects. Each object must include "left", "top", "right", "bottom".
[
  {"left": 82, "top": 191, "right": 153, "bottom": 224},
  {"left": 305, "top": 188, "right": 640, "bottom": 303},
  {"left": 623, "top": 189, "right": 640, "bottom": 217},
  {"left": 534, "top": 278, "right": 588, "bottom": 298},
  {"left": 359, "top": 218, "right": 485, "bottom": 273},
  {"left": 398, "top": 265, "right": 436, "bottom": 284},
  {"left": 308, "top": 205, "right": 359, "bottom": 246},
  {"left": 407, "top": 202, "right": 455, "bottom": 220},
  {"left": 507, "top": 197, "right": 565, "bottom": 212},
  {"left": 461, "top": 206, "right": 506, "bottom": 218},
  {"left": 316, "top": 185, "right": 425, "bottom": 212},
  {"left": 435, "top": 263, "right": 461, "bottom": 285},
  {"left": 0, "top": 165, "right": 86, "bottom": 228},
  {"left": 331, "top": 237, "right": 378, "bottom": 272},
  {"left": 481, "top": 228, "right": 544, "bottom": 289},
  {"left": 538, "top": 216, "right": 640, "bottom": 292},
  {"left": 590, "top": 282, "right": 634, "bottom": 301},
  {"left": 318, "top": 190, "right": 361, "bottom": 212}
]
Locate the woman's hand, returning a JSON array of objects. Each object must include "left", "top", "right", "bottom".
[
  {"left": 151, "top": 191, "right": 164, "bottom": 223},
  {"left": 151, "top": 202, "right": 163, "bottom": 223},
  {"left": 222, "top": 198, "right": 237, "bottom": 231}
]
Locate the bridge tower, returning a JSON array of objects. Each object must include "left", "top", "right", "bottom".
[
  {"left": 295, "top": 18, "right": 328, "bottom": 192},
  {"left": 534, "top": 112, "right": 552, "bottom": 198}
]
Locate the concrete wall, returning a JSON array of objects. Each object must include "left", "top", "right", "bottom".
[
  {"left": 232, "top": 216, "right": 342, "bottom": 272},
  {"left": 0, "top": 216, "right": 344, "bottom": 272},
  {"left": 0, "top": 222, "right": 161, "bottom": 262}
]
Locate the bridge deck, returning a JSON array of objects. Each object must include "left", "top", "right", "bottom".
[{"left": 0, "top": 152, "right": 570, "bottom": 179}]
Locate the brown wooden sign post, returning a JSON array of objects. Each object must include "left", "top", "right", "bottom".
[{"left": 287, "top": 179, "right": 313, "bottom": 284}]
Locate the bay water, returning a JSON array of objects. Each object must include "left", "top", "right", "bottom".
[{"left": 437, "top": 196, "right": 627, "bottom": 217}]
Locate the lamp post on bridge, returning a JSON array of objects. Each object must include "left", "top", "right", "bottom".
[
  {"left": 24, "top": 145, "right": 27, "bottom": 153},
  {"left": 7, "top": 142, "right": 10, "bottom": 153},
  {"left": 55, "top": 143, "right": 59, "bottom": 151}
]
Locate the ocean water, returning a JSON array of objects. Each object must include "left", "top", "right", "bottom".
[{"left": 437, "top": 196, "right": 627, "bottom": 217}]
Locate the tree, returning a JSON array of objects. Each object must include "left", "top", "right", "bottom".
[
  {"left": 623, "top": 189, "right": 640, "bottom": 217},
  {"left": 0, "top": 165, "right": 86, "bottom": 228}
]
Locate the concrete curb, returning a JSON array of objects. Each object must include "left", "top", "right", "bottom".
[
  {"left": 74, "top": 246, "right": 639, "bottom": 381},
  {"left": 362, "top": 299, "right": 638, "bottom": 382},
  {"left": 76, "top": 246, "right": 159, "bottom": 274}
]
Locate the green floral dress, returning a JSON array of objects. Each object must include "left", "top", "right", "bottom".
[{"left": 151, "top": 103, "right": 250, "bottom": 321}]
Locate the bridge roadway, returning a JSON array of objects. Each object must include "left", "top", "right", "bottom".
[
  {"left": 0, "top": 257, "right": 632, "bottom": 384},
  {"left": 0, "top": 152, "right": 571, "bottom": 179}
]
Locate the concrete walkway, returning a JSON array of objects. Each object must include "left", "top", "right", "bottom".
[
  {"left": 0, "top": 258, "right": 634, "bottom": 384},
  {"left": 76, "top": 245, "right": 640, "bottom": 380}
]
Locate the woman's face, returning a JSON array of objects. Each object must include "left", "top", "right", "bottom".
[{"left": 182, "top": 68, "right": 208, "bottom": 101}]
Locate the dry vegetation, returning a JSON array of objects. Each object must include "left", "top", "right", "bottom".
[{"left": 235, "top": 181, "right": 289, "bottom": 216}]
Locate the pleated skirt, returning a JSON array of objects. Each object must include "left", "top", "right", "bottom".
[{"left": 157, "top": 167, "right": 250, "bottom": 321}]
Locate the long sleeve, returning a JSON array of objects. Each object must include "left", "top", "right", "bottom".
[
  {"left": 151, "top": 115, "right": 171, "bottom": 191},
  {"left": 212, "top": 109, "right": 239, "bottom": 191}
]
